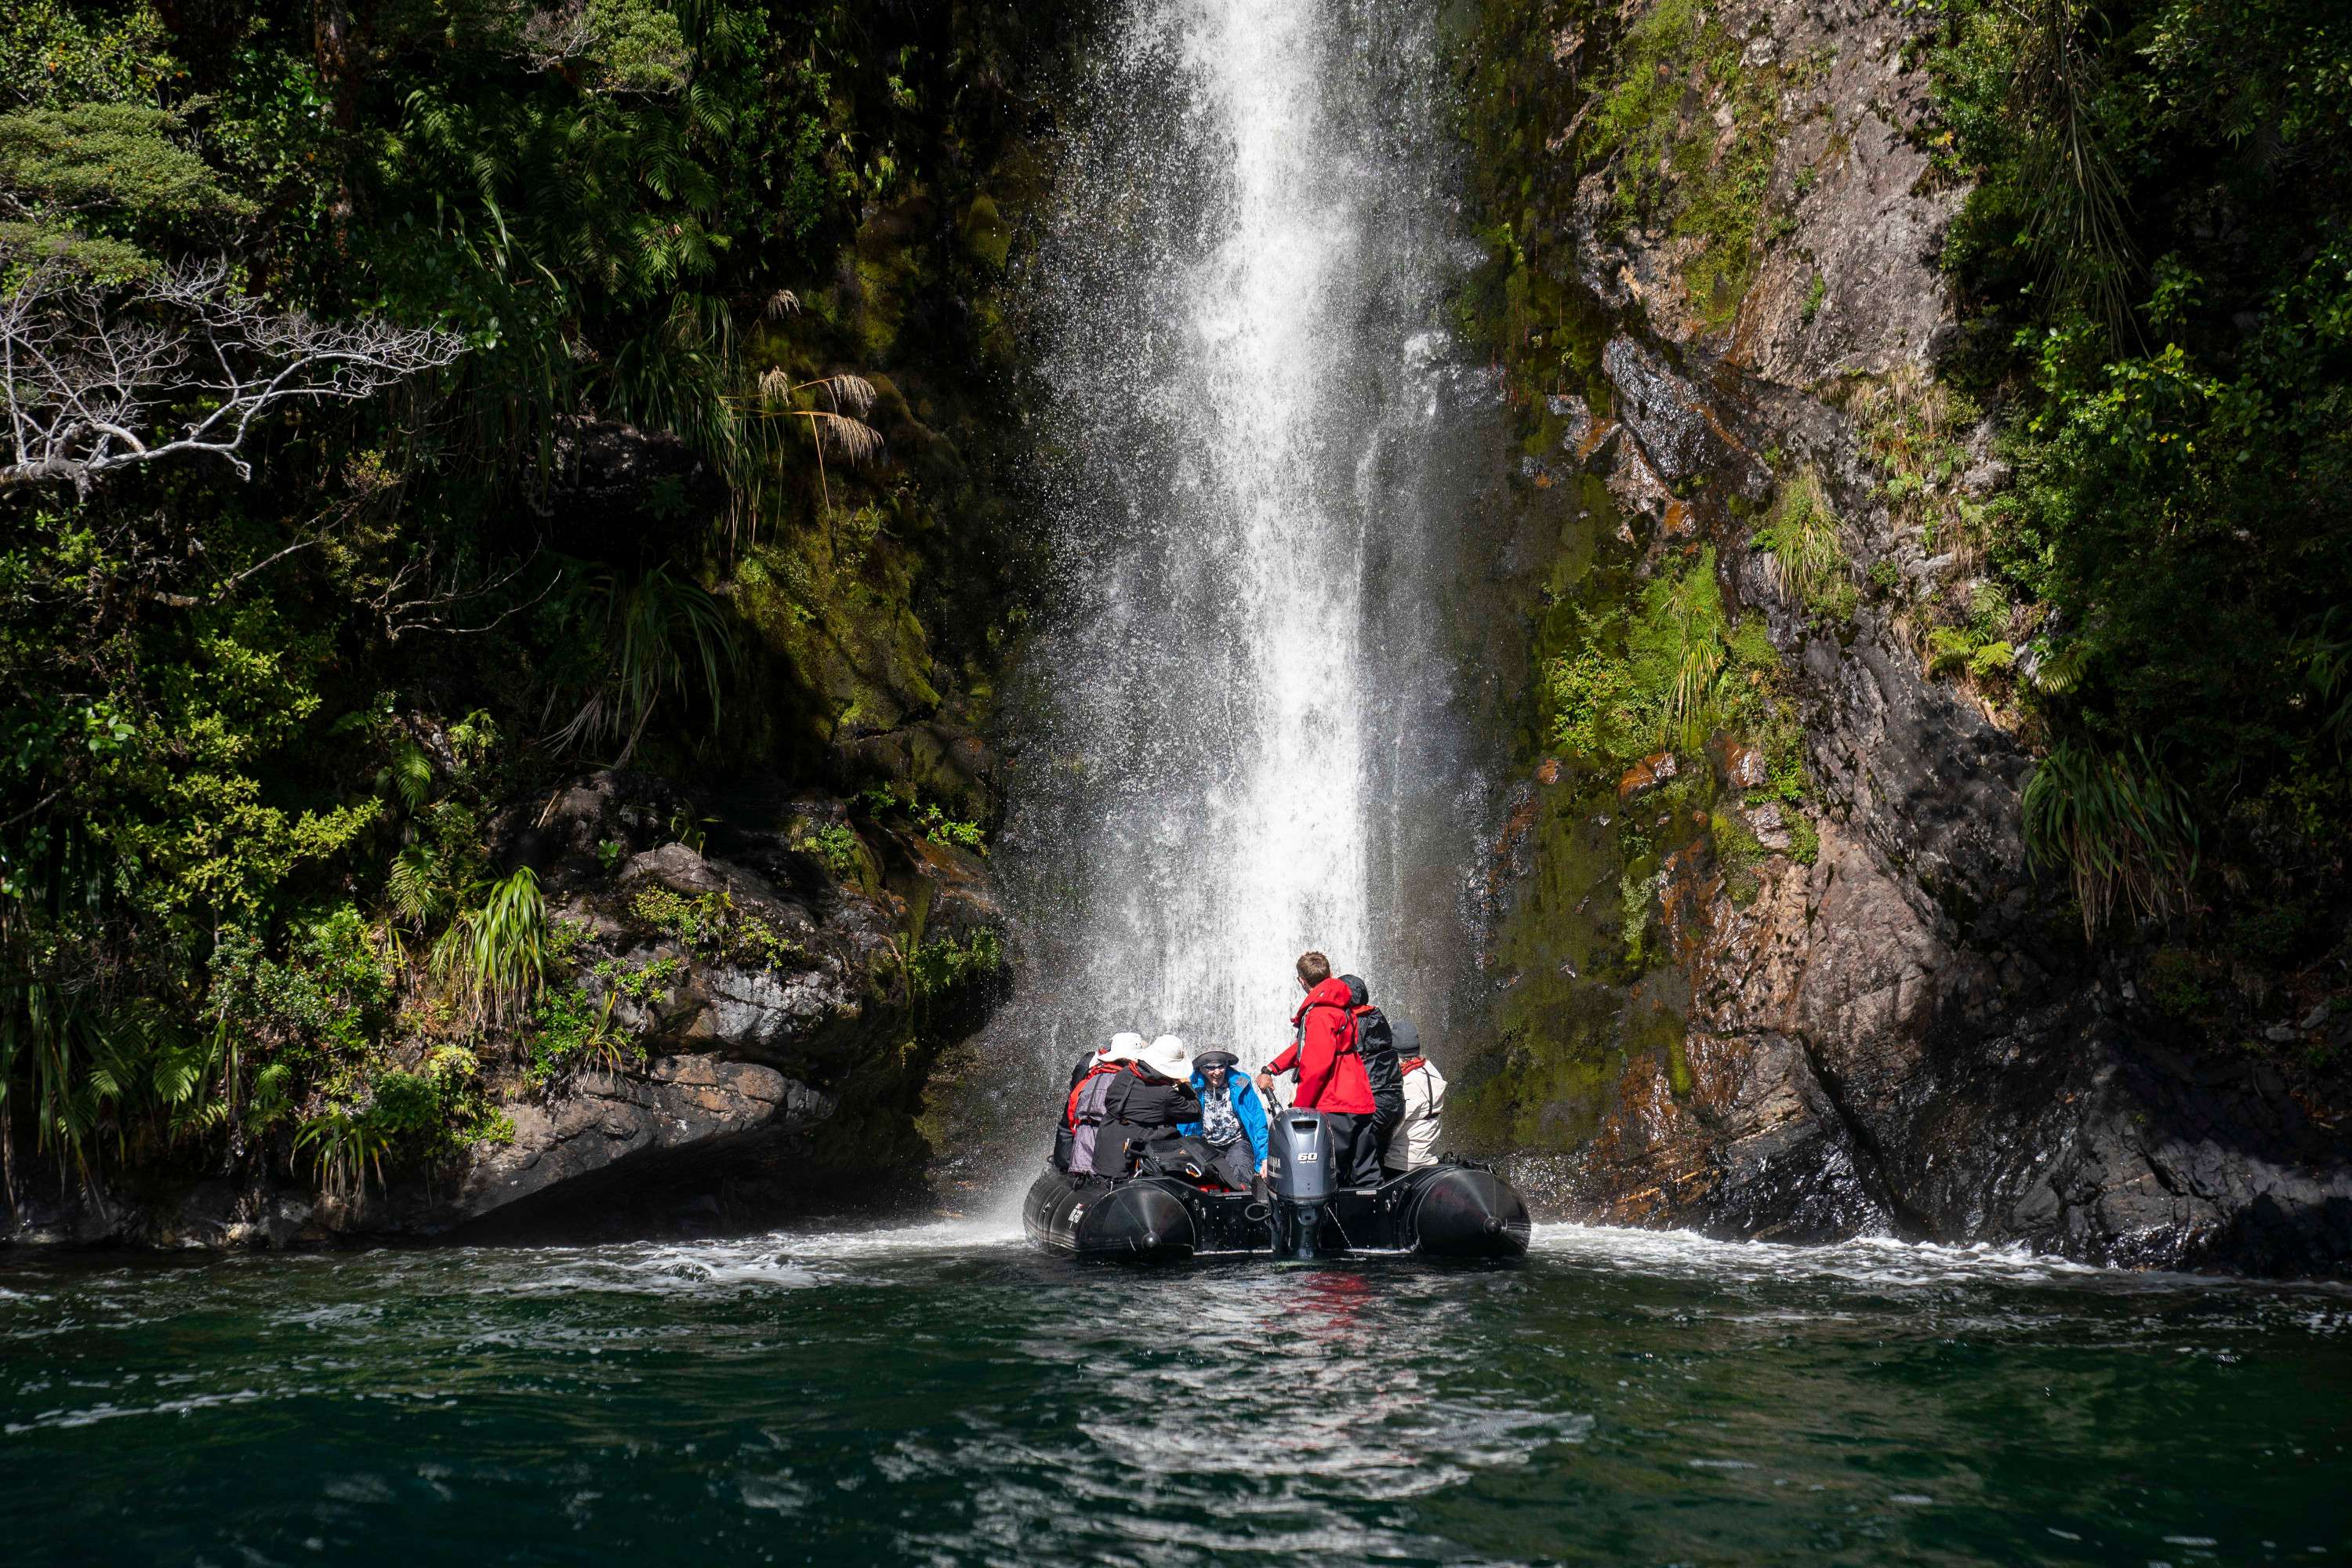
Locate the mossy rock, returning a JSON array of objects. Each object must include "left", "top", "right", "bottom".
[{"left": 958, "top": 193, "right": 1011, "bottom": 270}]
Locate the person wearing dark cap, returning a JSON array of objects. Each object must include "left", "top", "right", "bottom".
[
  {"left": 1339, "top": 973, "right": 1406, "bottom": 1182},
  {"left": 1178, "top": 1049, "right": 1270, "bottom": 1192},
  {"left": 1385, "top": 1029, "right": 1448, "bottom": 1174}
]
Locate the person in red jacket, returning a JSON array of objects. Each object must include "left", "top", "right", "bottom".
[{"left": 1256, "top": 950, "right": 1382, "bottom": 1186}]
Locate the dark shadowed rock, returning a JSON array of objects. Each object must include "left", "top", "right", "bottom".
[{"left": 431, "top": 1056, "right": 834, "bottom": 1229}]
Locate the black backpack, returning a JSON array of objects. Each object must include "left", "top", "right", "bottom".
[
  {"left": 1357, "top": 1005, "right": 1405, "bottom": 1120},
  {"left": 1340, "top": 974, "right": 1409, "bottom": 1123},
  {"left": 1133, "top": 1134, "right": 1225, "bottom": 1185}
]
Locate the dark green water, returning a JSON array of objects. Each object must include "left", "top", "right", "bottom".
[{"left": 2, "top": 1221, "right": 2346, "bottom": 1566}]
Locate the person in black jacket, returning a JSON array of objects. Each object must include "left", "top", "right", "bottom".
[
  {"left": 1088, "top": 1034, "right": 1201, "bottom": 1178},
  {"left": 1341, "top": 975, "right": 1406, "bottom": 1183}
]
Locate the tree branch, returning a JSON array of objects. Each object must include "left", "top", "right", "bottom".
[{"left": 0, "top": 251, "right": 464, "bottom": 493}]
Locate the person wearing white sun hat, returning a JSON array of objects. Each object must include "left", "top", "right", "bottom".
[
  {"left": 1056, "top": 1031, "right": 1149, "bottom": 1173},
  {"left": 1066, "top": 1029, "right": 1146, "bottom": 1094},
  {"left": 1085, "top": 1033, "right": 1201, "bottom": 1178}
]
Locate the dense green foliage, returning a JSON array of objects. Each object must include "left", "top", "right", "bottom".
[
  {"left": 1928, "top": 0, "right": 2351, "bottom": 943},
  {"left": 0, "top": 0, "right": 1075, "bottom": 1195}
]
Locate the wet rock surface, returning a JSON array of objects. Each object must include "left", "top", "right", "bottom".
[{"left": 430, "top": 1056, "right": 836, "bottom": 1232}]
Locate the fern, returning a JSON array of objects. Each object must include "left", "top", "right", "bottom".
[
  {"left": 381, "top": 739, "right": 434, "bottom": 811},
  {"left": 387, "top": 841, "right": 449, "bottom": 929}
]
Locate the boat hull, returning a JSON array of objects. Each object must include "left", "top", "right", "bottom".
[{"left": 1021, "top": 1161, "right": 1530, "bottom": 1262}]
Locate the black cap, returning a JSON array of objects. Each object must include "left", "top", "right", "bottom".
[
  {"left": 1194, "top": 1050, "right": 1239, "bottom": 1071},
  {"left": 1391, "top": 1018, "right": 1421, "bottom": 1053}
]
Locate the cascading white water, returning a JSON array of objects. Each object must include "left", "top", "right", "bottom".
[{"left": 996, "top": 0, "right": 1491, "bottom": 1088}]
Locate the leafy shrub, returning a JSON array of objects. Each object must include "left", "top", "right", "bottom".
[
  {"left": 208, "top": 905, "right": 396, "bottom": 1059},
  {"left": 1549, "top": 549, "right": 1777, "bottom": 766},
  {"left": 917, "top": 804, "right": 987, "bottom": 854},
  {"left": 1926, "top": 0, "right": 2352, "bottom": 949},
  {"left": 593, "top": 954, "right": 684, "bottom": 1005},
  {"left": 528, "top": 984, "right": 636, "bottom": 1086},
  {"left": 795, "top": 821, "right": 866, "bottom": 880},
  {"left": 2022, "top": 739, "right": 2199, "bottom": 938},
  {"left": 430, "top": 867, "right": 550, "bottom": 1028}
]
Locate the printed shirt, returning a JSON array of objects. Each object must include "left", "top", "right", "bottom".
[{"left": 1199, "top": 1080, "right": 1243, "bottom": 1147}]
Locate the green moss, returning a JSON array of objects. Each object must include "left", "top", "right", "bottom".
[
  {"left": 1578, "top": 0, "right": 1795, "bottom": 329},
  {"left": 958, "top": 193, "right": 1011, "bottom": 270},
  {"left": 1664, "top": 1027, "right": 1697, "bottom": 1097},
  {"left": 1786, "top": 811, "right": 1820, "bottom": 866},
  {"left": 1711, "top": 809, "right": 1766, "bottom": 904}
]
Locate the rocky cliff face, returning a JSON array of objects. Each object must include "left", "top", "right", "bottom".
[
  {"left": 4, "top": 767, "right": 1004, "bottom": 1248},
  {"left": 1460, "top": 0, "right": 2352, "bottom": 1274}
]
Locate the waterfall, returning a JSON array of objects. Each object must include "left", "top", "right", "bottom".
[{"left": 997, "top": 0, "right": 1490, "bottom": 1091}]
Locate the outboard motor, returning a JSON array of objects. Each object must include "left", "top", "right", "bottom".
[{"left": 1263, "top": 1109, "right": 1341, "bottom": 1258}]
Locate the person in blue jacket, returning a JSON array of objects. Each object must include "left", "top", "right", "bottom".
[{"left": 1178, "top": 1049, "right": 1269, "bottom": 1193}]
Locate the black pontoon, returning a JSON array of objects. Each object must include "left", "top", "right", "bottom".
[{"left": 1022, "top": 1108, "right": 1530, "bottom": 1261}]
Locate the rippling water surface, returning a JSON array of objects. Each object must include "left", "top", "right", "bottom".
[{"left": 3, "top": 1225, "right": 2346, "bottom": 1566}]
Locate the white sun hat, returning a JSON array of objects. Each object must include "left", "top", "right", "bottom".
[
  {"left": 1099, "top": 1031, "right": 1145, "bottom": 1061},
  {"left": 1137, "top": 1033, "right": 1192, "bottom": 1082}
]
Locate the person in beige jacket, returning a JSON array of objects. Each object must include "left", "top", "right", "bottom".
[{"left": 1381, "top": 1019, "right": 1447, "bottom": 1174}]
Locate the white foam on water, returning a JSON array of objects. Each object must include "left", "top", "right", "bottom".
[{"left": 1530, "top": 1221, "right": 2352, "bottom": 1299}]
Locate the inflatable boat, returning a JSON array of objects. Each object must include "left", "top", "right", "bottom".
[{"left": 1022, "top": 1108, "right": 1530, "bottom": 1262}]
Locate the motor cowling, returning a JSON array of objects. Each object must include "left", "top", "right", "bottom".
[
  {"left": 1265, "top": 1110, "right": 1338, "bottom": 1201},
  {"left": 1264, "top": 1110, "right": 1341, "bottom": 1258}
]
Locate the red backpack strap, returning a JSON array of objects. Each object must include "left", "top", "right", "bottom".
[{"left": 1065, "top": 1062, "right": 1120, "bottom": 1128}]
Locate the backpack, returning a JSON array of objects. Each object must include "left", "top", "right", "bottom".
[
  {"left": 1357, "top": 1005, "right": 1405, "bottom": 1121},
  {"left": 1134, "top": 1134, "right": 1225, "bottom": 1185},
  {"left": 1066, "top": 1065, "right": 1130, "bottom": 1174}
]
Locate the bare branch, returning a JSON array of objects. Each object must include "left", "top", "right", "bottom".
[
  {"left": 0, "top": 252, "right": 464, "bottom": 494},
  {"left": 374, "top": 547, "right": 551, "bottom": 641},
  {"left": 518, "top": 0, "right": 597, "bottom": 70}
]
